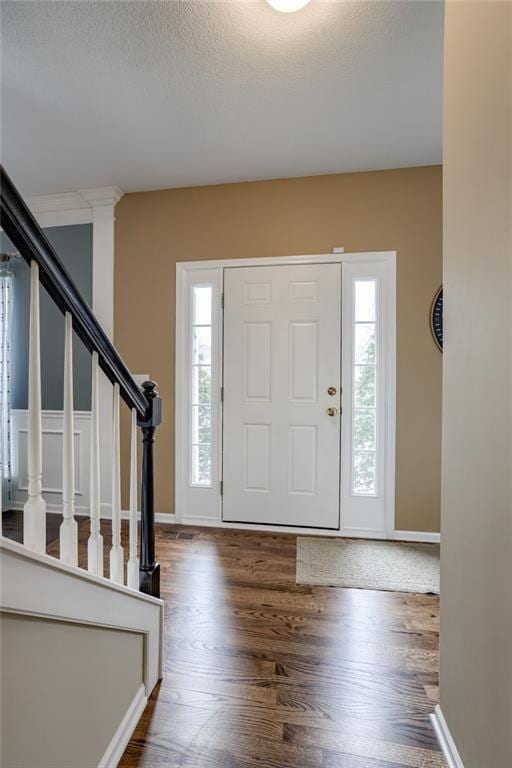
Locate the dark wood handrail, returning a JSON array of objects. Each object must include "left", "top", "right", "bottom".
[
  {"left": 0, "top": 165, "right": 148, "bottom": 418},
  {"left": 1, "top": 165, "right": 161, "bottom": 596}
]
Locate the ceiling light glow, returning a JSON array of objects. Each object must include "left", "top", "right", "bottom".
[{"left": 266, "top": 0, "right": 312, "bottom": 12}]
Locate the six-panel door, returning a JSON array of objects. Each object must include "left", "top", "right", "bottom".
[{"left": 222, "top": 263, "right": 341, "bottom": 528}]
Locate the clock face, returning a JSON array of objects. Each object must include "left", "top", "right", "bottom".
[{"left": 431, "top": 287, "right": 443, "bottom": 351}]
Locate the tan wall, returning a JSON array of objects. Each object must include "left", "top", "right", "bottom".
[
  {"left": 0, "top": 613, "right": 144, "bottom": 768},
  {"left": 115, "top": 165, "right": 442, "bottom": 531},
  {"left": 440, "top": 2, "right": 512, "bottom": 766}
]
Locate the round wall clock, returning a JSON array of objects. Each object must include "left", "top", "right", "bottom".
[{"left": 430, "top": 286, "right": 443, "bottom": 352}]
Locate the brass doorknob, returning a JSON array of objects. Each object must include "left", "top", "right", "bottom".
[{"left": 326, "top": 407, "right": 338, "bottom": 417}]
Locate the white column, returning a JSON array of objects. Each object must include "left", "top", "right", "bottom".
[
  {"left": 23, "top": 261, "right": 46, "bottom": 553},
  {"left": 127, "top": 408, "right": 140, "bottom": 590},
  {"left": 87, "top": 351, "right": 103, "bottom": 575},
  {"left": 110, "top": 382, "right": 124, "bottom": 583},
  {"left": 59, "top": 312, "right": 78, "bottom": 565},
  {"left": 79, "top": 186, "right": 123, "bottom": 523},
  {"left": 93, "top": 211, "right": 115, "bottom": 523}
]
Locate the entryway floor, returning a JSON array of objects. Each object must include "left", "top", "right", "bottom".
[
  {"left": 1, "top": 509, "right": 88, "bottom": 548},
  {"left": 120, "top": 524, "right": 445, "bottom": 768},
  {"left": 2, "top": 514, "right": 444, "bottom": 766}
]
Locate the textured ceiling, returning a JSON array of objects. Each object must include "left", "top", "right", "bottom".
[{"left": 1, "top": 1, "right": 444, "bottom": 195}]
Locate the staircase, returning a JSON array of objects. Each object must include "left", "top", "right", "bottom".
[{"left": 0, "top": 167, "right": 164, "bottom": 768}]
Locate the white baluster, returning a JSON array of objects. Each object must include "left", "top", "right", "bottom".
[
  {"left": 60, "top": 312, "right": 78, "bottom": 565},
  {"left": 110, "top": 382, "right": 124, "bottom": 583},
  {"left": 23, "top": 261, "right": 46, "bottom": 553},
  {"left": 87, "top": 351, "right": 103, "bottom": 575},
  {"left": 127, "top": 408, "right": 139, "bottom": 590}
]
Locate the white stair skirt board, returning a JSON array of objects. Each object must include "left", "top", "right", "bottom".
[
  {"left": 0, "top": 537, "right": 164, "bottom": 693},
  {"left": 430, "top": 706, "right": 465, "bottom": 768},
  {"left": 98, "top": 684, "right": 147, "bottom": 768}
]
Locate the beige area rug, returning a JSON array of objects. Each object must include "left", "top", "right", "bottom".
[{"left": 296, "top": 537, "right": 440, "bottom": 594}]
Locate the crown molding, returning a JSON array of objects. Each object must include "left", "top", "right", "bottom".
[
  {"left": 24, "top": 186, "right": 124, "bottom": 228},
  {"left": 25, "top": 191, "right": 89, "bottom": 214},
  {"left": 78, "top": 185, "right": 124, "bottom": 208}
]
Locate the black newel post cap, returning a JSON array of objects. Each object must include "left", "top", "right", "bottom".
[
  {"left": 142, "top": 380, "right": 158, "bottom": 397},
  {"left": 138, "top": 380, "right": 162, "bottom": 429}
]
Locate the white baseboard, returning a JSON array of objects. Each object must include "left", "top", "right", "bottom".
[
  {"left": 180, "top": 515, "right": 227, "bottom": 528},
  {"left": 123, "top": 510, "right": 176, "bottom": 525},
  {"left": 8, "top": 502, "right": 176, "bottom": 526},
  {"left": 6, "top": 503, "right": 434, "bottom": 539},
  {"left": 339, "top": 528, "right": 387, "bottom": 539},
  {"left": 179, "top": 515, "right": 440, "bottom": 541},
  {"left": 430, "top": 706, "right": 465, "bottom": 768},
  {"left": 394, "top": 530, "right": 440, "bottom": 543},
  {"left": 9, "top": 500, "right": 91, "bottom": 516},
  {"left": 154, "top": 512, "right": 176, "bottom": 524},
  {"left": 98, "top": 683, "right": 147, "bottom": 768},
  {"left": 100, "top": 507, "right": 176, "bottom": 525}
]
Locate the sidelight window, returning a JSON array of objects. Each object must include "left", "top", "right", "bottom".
[
  {"left": 190, "top": 285, "right": 213, "bottom": 486},
  {"left": 352, "top": 278, "right": 378, "bottom": 495}
]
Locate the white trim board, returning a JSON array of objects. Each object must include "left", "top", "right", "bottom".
[
  {"left": 176, "top": 252, "right": 391, "bottom": 271},
  {"left": 178, "top": 516, "right": 437, "bottom": 541},
  {"left": 6, "top": 503, "right": 435, "bottom": 539},
  {"left": 394, "top": 530, "right": 440, "bottom": 544},
  {"left": 8, "top": 501, "right": 176, "bottom": 527},
  {"left": 0, "top": 536, "right": 162, "bottom": 607},
  {"left": 100, "top": 508, "right": 177, "bottom": 526},
  {"left": 25, "top": 186, "right": 124, "bottom": 229},
  {"left": 340, "top": 257, "right": 396, "bottom": 538},
  {"left": 1, "top": 536, "right": 163, "bottom": 693},
  {"left": 430, "top": 706, "right": 465, "bottom": 768},
  {"left": 98, "top": 684, "right": 147, "bottom": 768}
]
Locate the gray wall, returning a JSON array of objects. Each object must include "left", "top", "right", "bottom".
[
  {"left": 1, "top": 223, "right": 92, "bottom": 410},
  {"left": 441, "top": 2, "right": 512, "bottom": 767}
]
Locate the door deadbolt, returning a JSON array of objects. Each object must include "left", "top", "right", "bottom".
[{"left": 327, "top": 386, "right": 337, "bottom": 396}]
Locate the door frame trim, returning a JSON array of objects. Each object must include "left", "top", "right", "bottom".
[{"left": 175, "top": 252, "right": 396, "bottom": 538}]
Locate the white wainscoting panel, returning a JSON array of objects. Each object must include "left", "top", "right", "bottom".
[{"left": 11, "top": 410, "right": 91, "bottom": 514}]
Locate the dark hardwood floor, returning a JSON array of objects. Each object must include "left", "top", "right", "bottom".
[
  {"left": 3, "top": 513, "right": 444, "bottom": 766},
  {"left": 2, "top": 509, "right": 88, "bottom": 549},
  {"left": 120, "top": 525, "right": 444, "bottom": 768}
]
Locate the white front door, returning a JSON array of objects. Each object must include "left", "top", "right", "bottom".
[{"left": 222, "top": 263, "right": 341, "bottom": 528}]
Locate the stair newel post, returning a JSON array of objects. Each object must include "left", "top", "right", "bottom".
[
  {"left": 23, "top": 260, "right": 46, "bottom": 553},
  {"left": 138, "top": 380, "right": 161, "bottom": 597}
]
